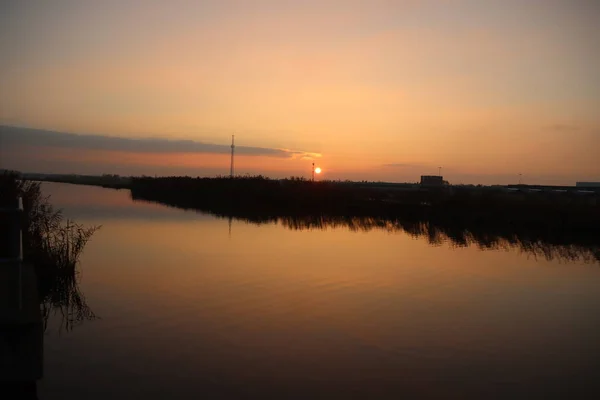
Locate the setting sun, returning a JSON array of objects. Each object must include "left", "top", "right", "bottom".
[{"left": 315, "top": 167, "right": 322, "bottom": 174}]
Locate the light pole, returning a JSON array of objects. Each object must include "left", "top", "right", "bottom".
[
  {"left": 230, "top": 135, "right": 235, "bottom": 178},
  {"left": 438, "top": 166, "right": 442, "bottom": 176},
  {"left": 312, "top": 162, "right": 315, "bottom": 182}
]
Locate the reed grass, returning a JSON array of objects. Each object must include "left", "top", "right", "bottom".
[
  {"left": 1, "top": 172, "right": 99, "bottom": 331},
  {"left": 1, "top": 173, "right": 101, "bottom": 274}
]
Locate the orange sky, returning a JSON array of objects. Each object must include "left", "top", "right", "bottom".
[{"left": 1, "top": 1, "right": 599, "bottom": 184}]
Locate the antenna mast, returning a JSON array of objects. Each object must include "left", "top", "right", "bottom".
[{"left": 230, "top": 135, "right": 235, "bottom": 178}]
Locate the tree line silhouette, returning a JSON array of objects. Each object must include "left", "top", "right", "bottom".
[{"left": 130, "top": 176, "right": 599, "bottom": 263}]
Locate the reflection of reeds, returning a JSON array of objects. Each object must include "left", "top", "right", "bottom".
[
  {"left": 216, "top": 212, "right": 600, "bottom": 264},
  {"left": 39, "top": 272, "right": 97, "bottom": 333},
  {"left": 281, "top": 216, "right": 599, "bottom": 263}
]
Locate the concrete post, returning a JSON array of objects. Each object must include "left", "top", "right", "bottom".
[{"left": 0, "top": 197, "right": 23, "bottom": 261}]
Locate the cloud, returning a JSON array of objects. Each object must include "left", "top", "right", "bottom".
[{"left": 0, "top": 125, "right": 320, "bottom": 159}]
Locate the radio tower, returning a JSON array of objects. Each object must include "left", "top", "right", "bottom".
[{"left": 230, "top": 135, "right": 235, "bottom": 178}]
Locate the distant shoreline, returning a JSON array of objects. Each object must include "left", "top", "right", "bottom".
[{"left": 13, "top": 171, "right": 600, "bottom": 193}]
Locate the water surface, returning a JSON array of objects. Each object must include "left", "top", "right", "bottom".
[{"left": 39, "top": 183, "right": 600, "bottom": 399}]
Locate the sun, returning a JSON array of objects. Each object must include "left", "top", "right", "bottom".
[{"left": 315, "top": 167, "right": 322, "bottom": 174}]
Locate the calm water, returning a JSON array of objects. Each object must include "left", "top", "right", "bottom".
[{"left": 38, "top": 182, "right": 600, "bottom": 399}]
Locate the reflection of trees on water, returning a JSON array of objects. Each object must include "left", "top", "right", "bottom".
[
  {"left": 38, "top": 272, "right": 96, "bottom": 333},
  {"left": 279, "top": 216, "right": 600, "bottom": 263},
  {"left": 279, "top": 216, "right": 599, "bottom": 263},
  {"left": 225, "top": 215, "right": 597, "bottom": 264}
]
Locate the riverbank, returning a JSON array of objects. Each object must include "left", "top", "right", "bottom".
[
  {"left": 126, "top": 176, "right": 599, "bottom": 263},
  {"left": 130, "top": 176, "right": 598, "bottom": 219},
  {"left": 0, "top": 173, "right": 98, "bottom": 326},
  {"left": 23, "top": 173, "right": 130, "bottom": 190}
]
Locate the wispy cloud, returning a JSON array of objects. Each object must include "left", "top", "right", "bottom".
[
  {"left": 0, "top": 125, "right": 321, "bottom": 159},
  {"left": 282, "top": 149, "right": 322, "bottom": 160}
]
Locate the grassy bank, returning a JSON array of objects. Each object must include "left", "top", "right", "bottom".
[
  {"left": 1, "top": 172, "right": 98, "bottom": 330},
  {"left": 130, "top": 176, "right": 599, "bottom": 227},
  {"left": 0, "top": 174, "right": 99, "bottom": 275},
  {"left": 130, "top": 176, "right": 599, "bottom": 262}
]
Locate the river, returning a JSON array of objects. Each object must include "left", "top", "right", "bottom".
[{"left": 37, "top": 182, "right": 600, "bottom": 399}]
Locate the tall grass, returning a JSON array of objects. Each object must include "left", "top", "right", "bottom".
[
  {"left": 0, "top": 173, "right": 100, "bottom": 274},
  {"left": 28, "top": 215, "right": 99, "bottom": 275},
  {"left": 1, "top": 172, "right": 99, "bottom": 331}
]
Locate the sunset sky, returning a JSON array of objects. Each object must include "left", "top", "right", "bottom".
[{"left": 1, "top": 0, "right": 598, "bottom": 184}]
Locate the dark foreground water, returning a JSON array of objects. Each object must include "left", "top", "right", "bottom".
[{"left": 38, "top": 183, "right": 600, "bottom": 399}]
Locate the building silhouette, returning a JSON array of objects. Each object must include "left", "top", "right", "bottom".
[{"left": 420, "top": 175, "right": 444, "bottom": 187}]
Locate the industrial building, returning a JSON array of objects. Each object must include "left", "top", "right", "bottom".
[{"left": 420, "top": 175, "right": 445, "bottom": 187}]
